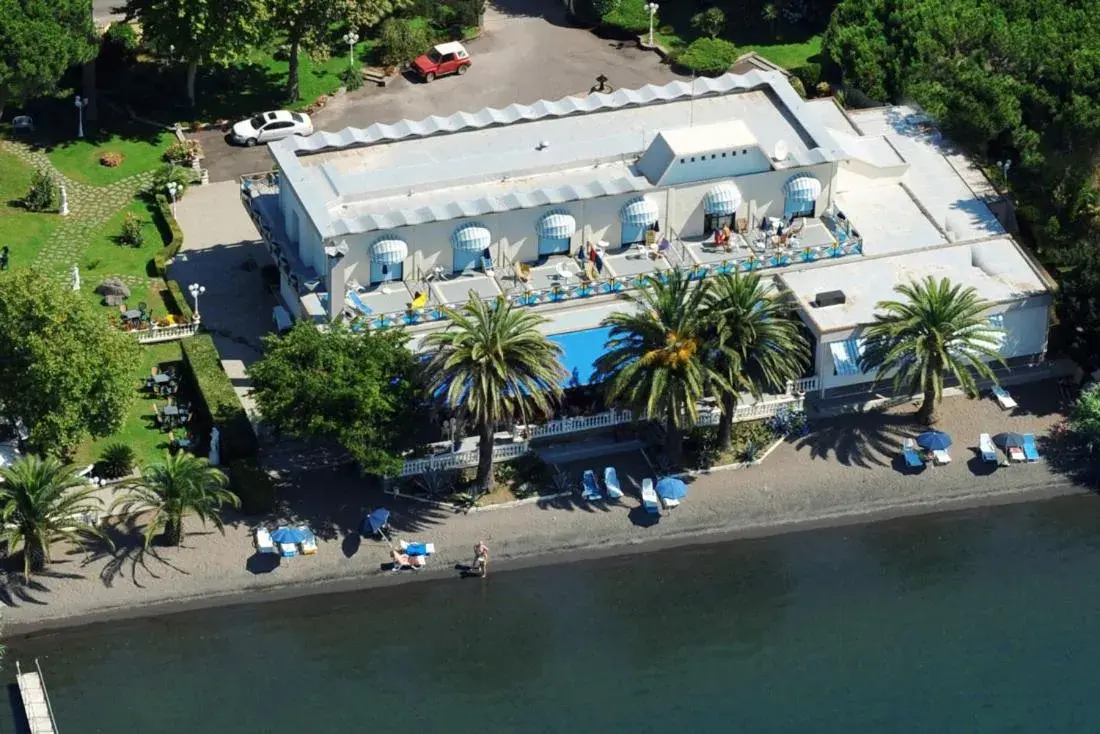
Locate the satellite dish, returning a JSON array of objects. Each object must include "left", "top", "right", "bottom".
[{"left": 772, "top": 140, "right": 789, "bottom": 161}]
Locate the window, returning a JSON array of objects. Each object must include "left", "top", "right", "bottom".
[
  {"left": 538, "top": 235, "right": 570, "bottom": 256},
  {"left": 784, "top": 198, "right": 816, "bottom": 218},
  {"left": 704, "top": 213, "right": 735, "bottom": 234},
  {"left": 621, "top": 222, "right": 649, "bottom": 247},
  {"left": 249, "top": 115, "right": 265, "bottom": 128},
  {"left": 722, "top": 152, "right": 727, "bottom": 157},
  {"left": 291, "top": 112, "right": 305, "bottom": 123},
  {"left": 680, "top": 158, "right": 685, "bottom": 164},
  {"left": 731, "top": 150, "right": 737, "bottom": 156},
  {"left": 369, "top": 261, "right": 403, "bottom": 285},
  {"left": 690, "top": 157, "right": 696, "bottom": 162},
  {"left": 428, "top": 49, "right": 442, "bottom": 62},
  {"left": 266, "top": 121, "right": 294, "bottom": 131},
  {"left": 742, "top": 149, "right": 748, "bottom": 155}
]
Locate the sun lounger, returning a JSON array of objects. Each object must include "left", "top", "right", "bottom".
[
  {"left": 992, "top": 385, "right": 1018, "bottom": 410},
  {"left": 902, "top": 439, "right": 925, "bottom": 468},
  {"left": 409, "top": 291, "right": 428, "bottom": 310},
  {"left": 661, "top": 495, "right": 680, "bottom": 510},
  {"left": 279, "top": 542, "right": 297, "bottom": 558},
  {"left": 603, "top": 467, "right": 623, "bottom": 500},
  {"left": 641, "top": 478, "right": 660, "bottom": 515},
  {"left": 514, "top": 261, "right": 531, "bottom": 285},
  {"left": 391, "top": 552, "right": 426, "bottom": 571},
  {"left": 979, "top": 433, "right": 997, "bottom": 463},
  {"left": 581, "top": 469, "right": 601, "bottom": 501},
  {"left": 255, "top": 527, "right": 276, "bottom": 554},
  {"left": 400, "top": 540, "right": 435, "bottom": 556},
  {"left": 1022, "top": 433, "right": 1041, "bottom": 462},
  {"left": 347, "top": 289, "right": 373, "bottom": 315},
  {"left": 932, "top": 449, "right": 951, "bottom": 465},
  {"left": 299, "top": 533, "right": 317, "bottom": 555},
  {"left": 1008, "top": 446, "right": 1025, "bottom": 462}
]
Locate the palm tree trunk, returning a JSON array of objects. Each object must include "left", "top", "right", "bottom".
[
  {"left": 716, "top": 392, "right": 737, "bottom": 450},
  {"left": 474, "top": 420, "right": 494, "bottom": 498},
  {"left": 164, "top": 516, "right": 183, "bottom": 546},
  {"left": 25, "top": 537, "right": 47, "bottom": 574},
  {"left": 664, "top": 416, "right": 682, "bottom": 466},
  {"left": 917, "top": 382, "right": 939, "bottom": 425}
]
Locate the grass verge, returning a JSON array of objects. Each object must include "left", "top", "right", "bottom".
[{"left": 0, "top": 148, "right": 58, "bottom": 265}]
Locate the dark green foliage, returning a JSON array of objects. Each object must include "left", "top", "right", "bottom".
[
  {"left": 228, "top": 458, "right": 276, "bottom": 514},
  {"left": 675, "top": 37, "right": 738, "bottom": 75},
  {"left": 451, "top": 0, "right": 485, "bottom": 28},
  {"left": 151, "top": 193, "right": 184, "bottom": 276},
  {"left": 180, "top": 334, "right": 257, "bottom": 461},
  {"left": 376, "top": 17, "right": 431, "bottom": 67},
  {"left": 104, "top": 22, "right": 139, "bottom": 53},
  {"left": 691, "top": 7, "right": 726, "bottom": 39},
  {"left": 163, "top": 279, "right": 194, "bottom": 319},
  {"left": 339, "top": 66, "right": 364, "bottom": 91},
  {"left": 23, "top": 169, "right": 54, "bottom": 212},
  {"left": 1055, "top": 241, "right": 1100, "bottom": 370},
  {"left": 97, "top": 442, "right": 136, "bottom": 479},
  {"left": 119, "top": 212, "right": 145, "bottom": 248},
  {"left": 793, "top": 61, "right": 821, "bottom": 89}
]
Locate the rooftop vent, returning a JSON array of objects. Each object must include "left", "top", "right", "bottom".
[
  {"left": 772, "top": 139, "right": 789, "bottom": 161},
  {"left": 536, "top": 140, "right": 550, "bottom": 151},
  {"left": 815, "top": 290, "right": 846, "bottom": 307}
]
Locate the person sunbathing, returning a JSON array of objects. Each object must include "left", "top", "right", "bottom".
[{"left": 391, "top": 549, "right": 411, "bottom": 571}]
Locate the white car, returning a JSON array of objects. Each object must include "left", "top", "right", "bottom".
[{"left": 231, "top": 110, "right": 313, "bottom": 146}]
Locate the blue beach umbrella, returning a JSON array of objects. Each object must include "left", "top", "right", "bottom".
[
  {"left": 362, "top": 508, "right": 391, "bottom": 537},
  {"left": 915, "top": 430, "right": 952, "bottom": 451},
  {"left": 270, "top": 526, "right": 311, "bottom": 544},
  {"left": 655, "top": 477, "right": 688, "bottom": 501}
]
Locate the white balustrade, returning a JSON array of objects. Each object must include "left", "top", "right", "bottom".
[
  {"left": 788, "top": 376, "right": 820, "bottom": 394},
  {"left": 133, "top": 322, "right": 200, "bottom": 343}
]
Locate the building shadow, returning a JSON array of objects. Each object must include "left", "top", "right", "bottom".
[{"left": 490, "top": 0, "right": 573, "bottom": 26}]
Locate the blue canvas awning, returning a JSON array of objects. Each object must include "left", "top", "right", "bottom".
[
  {"left": 451, "top": 222, "right": 491, "bottom": 253},
  {"left": 829, "top": 338, "right": 866, "bottom": 376},
  {"left": 703, "top": 183, "right": 742, "bottom": 216},
  {"left": 369, "top": 235, "right": 408, "bottom": 265},
  {"left": 620, "top": 197, "right": 658, "bottom": 226},
  {"left": 536, "top": 209, "right": 576, "bottom": 239}
]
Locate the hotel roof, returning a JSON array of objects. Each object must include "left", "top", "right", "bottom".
[{"left": 269, "top": 71, "right": 849, "bottom": 239}]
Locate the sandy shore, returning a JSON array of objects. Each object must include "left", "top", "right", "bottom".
[{"left": 5, "top": 385, "right": 1089, "bottom": 635}]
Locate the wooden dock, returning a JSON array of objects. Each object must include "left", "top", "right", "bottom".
[{"left": 16, "top": 659, "right": 58, "bottom": 734}]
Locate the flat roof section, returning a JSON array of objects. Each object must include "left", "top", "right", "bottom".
[
  {"left": 835, "top": 185, "right": 946, "bottom": 256},
  {"left": 780, "top": 238, "right": 1048, "bottom": 333}
]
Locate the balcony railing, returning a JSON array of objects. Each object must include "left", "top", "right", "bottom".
[
  {"left": 398, "top": 393, "right": 806, "bottom": 476},
  {"left": 132, "top": 321, "right": 201, "bottom": 343}
]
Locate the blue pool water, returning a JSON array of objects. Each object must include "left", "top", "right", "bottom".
[{"left": 548, "top": 326, "right": 611, "bottom": 387}]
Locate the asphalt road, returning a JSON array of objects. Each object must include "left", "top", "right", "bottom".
[{"left": 197, "top": 0, "right": 681, "bottom": 182}]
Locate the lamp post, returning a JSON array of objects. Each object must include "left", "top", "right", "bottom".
[
  {"left": 342, "top": 30, "right": 359, "bottom": 69},
  {"left": 74, "top": 95, "right": 88, "bottom": 139},
  {"left": 188, "top": 282, "right": 206, "bottom": 321},
  {"left": 646, "top": 2, "right": 659, "bottom": 47},
  {"left": 165, "top": 181, "right": 180, "bottom": 217}
]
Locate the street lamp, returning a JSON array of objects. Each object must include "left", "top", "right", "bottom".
[
  {"left": 74, "top": 95, "right": 88, "bottom": 139},
  {"left": 165, "top": 181, "right": 180, "bottom": 217},
  {"left": 342, "top": 30, "right": 359, "bottom": 69},
  {"left": 646, "top": 2, "right": 659, "bottom": 47},
  {"left": 188, "top": 282, "right": 206, "bottom": 320}
]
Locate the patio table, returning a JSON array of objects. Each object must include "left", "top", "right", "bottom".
[
  {"left": 122, "top": 309, "right": 141, "bottom": 320},
  {"left": 162, "top": 405, "right": 180, "bottom": 418},
  {"left": 152, "top": 373, "right": 172, "bottom": 384}
]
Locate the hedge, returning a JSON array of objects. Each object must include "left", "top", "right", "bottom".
[
  {"left": 674, "top": 37, "right": 739, "bottom": 75},
  {"left": 163, "top": 278, "right": 194, "bottom": 319},
  {"left": 151, "top": 193, "right": 184, "bottom": 277},
  {"left": 229, "top": 458, "right": 276, "bottom": 515},
  {"left": 180, "top": 333, "right": 257, "bottom": 462}
]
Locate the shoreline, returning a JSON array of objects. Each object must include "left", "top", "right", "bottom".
[{"left": 8, "top": 478, "right": 1090, "bottom": 638}]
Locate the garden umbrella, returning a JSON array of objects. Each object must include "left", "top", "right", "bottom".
[
  {"left": 655, "top": 477, "right": 688, "bottom": 501},
  {"left": 362, "top": 508, "right": 391, "bottom": 538},
  {"left": 270, "top": 526, "right": 311, "bottom": 544},
  {"left": 916, "top": 430, "right": 952, "bottom": 451},
  {"left": 993, "top": 432, "right": 1025, "bottom": 449}
]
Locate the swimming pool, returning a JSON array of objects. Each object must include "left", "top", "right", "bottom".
[{"left": 548, "top": 326, "right": 612, "bottom": 387}]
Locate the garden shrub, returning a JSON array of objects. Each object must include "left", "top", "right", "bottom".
[
  {"left": 103, "top": 22, "right": 139, "bottom": 53},
  {"left": 789, "top": 75, "right": 807, "bottom": 99},
  {"left": 794, "top": 62, "right": 822, "bottom": 90},
  {"left": 152, "top": 163, "right": 191, "bottom": 198},
  {"left": 150, "top": 193, "right": 184, "bottom": 276},
  {"left": 376, "top": 18, "right": 432, "bottom": 68},
  {"left": 339, "top": 66, "right": 364, "bottom": 91},
  {"left": 97, "top": 442, "right": 135, "bottom": 479},
  {"left": 23, "top": 168, "right": 54, "bottom": 212},
  {"left": 99, "top": 151, "right": 125, "bottom": 167},
  {"left": 229, "top": 458, "right": 276, "bottom": 514},
  {"left": 163, "top": 139, "right": 203, "bottom": 165},
  {"left": 119, "top": 212, "right": 144, "bottom": 247},
  {"left": 181, "top": 334, "right": 257, "bottom": 462},
  {"left": 691, "top": 7, "right": 726, "bottom": 38},
  {"left": 452, "top": 0, "right": 485, "bottom": 28},
  {"left": 675, "top": 37, "right": 738, "bottom": 75},
  {"left": 162, "top": 279, "right": 194, "bottom": 319}
]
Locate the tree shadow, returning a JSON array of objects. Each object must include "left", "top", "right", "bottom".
[
  {"left": 15, "top": 96, "right": 166, "bottom": 152},
  {"left": 1040, "top": 430, "right": 1099, "bottom": 489},
  {"left": 794, "top": 410, "right": 917, "bottom": 468},
  {"left": 0, "top": 561, "right": 89, "bottom": 607},
  {"left": 76, "top": 514, "right": 192, "bottom": 588},
  {"left": 490, "top": 0, "right": 573, "bottom": 26}
]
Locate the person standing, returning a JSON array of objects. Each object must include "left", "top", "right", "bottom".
[{"left": 473, "top": 540, "right": 489, "bottom": 578}]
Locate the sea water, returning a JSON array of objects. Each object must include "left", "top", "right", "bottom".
[{"left": 7, "top": 495, "right": 1100, "bottom": 733}]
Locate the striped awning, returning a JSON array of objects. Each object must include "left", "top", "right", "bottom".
[
  {"left": 829, "top": 338, "right": 866, "bottom": 376},
  {"left": 369, "top": 235, "right": 408, "bottom": 265},
  {"left": 620, "top": 197, "right": 658, "bottom": 226},
  {"left": 703, "top": 183, "right": 742, "bottom": 216},
  {"left": 782, "top": 173, "right": 822, "bottom": 203},
  {"left": 451, "top": 222, "right": 491, "bottom": 252},
  {"left": 536, "top": 209, "right": 576, "bottom": 239}
]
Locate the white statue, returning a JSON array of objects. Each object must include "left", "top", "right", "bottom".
[
  {"left": 59, "top": 183, "right": 69, "bottom": 216},
  {"left": 208, "top": 426, "right": 221, "bottom": 466},
  {"left": 70, "top": 264, "right": 80, "bottom": 291}
]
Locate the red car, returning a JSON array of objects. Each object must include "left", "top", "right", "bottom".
[{"left": 413, "top": 42, "right": 471, "bottom": 82}]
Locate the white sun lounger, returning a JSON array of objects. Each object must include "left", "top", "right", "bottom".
[
  {"left": 603, "top": 467, "right": 624, "bottom": 500},
  {"left": 992, "top": 385, "right": 1018, "bottom": 410},
  {"left": 662, "top": 495, "right": 681, "bottom": 510},
  {"left": 979, "top": 433, "right": 996, "bottom": 463},
  {"left": 279, "top": 542, "right": 297, "bottom": 558},
  {"left": 255, "top": 527, "right": 276, "bottom": 554},
  {"left": 299, "top": 536, "right": 318, "bottom": 555},
  {"left": 932, "top": 449, "right": 951, "bottom": 465},
  {"left": 641, "top": 478, "right": 660, "bottom": 515}
]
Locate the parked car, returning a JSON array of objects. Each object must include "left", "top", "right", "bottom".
[
  {"left": 413, "top": 42, "right": 471, "bottom": 82},
  {"left": 230, "top": 110, "right": 313, "bottom": 146}
]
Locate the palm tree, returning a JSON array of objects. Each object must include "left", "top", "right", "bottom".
[
  {"left": 111, "top": 452, "right": 238, "bottom": 547},
  {"left": 596, "top": 270, "right": 723, "bottom": 462},
  {"left": 860, "top": 276, "right": 1003, "bottom": 425},
  {"left": 422, "top": 296, "right": 565, "bottom": 494},
  {"left": 704, "top": 271, "right": 810, "bottom": 449},
  {"left": 0, "top": 454, "right": 106, "bottom": 579}
]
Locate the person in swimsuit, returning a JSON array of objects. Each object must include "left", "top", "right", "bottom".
[{"left": 473, "top": 540, "right": 489, "bottom": 577}]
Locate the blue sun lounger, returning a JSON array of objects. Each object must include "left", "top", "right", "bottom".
[
  {"left": 347, "top": 289, "right": 373, "bottom": 315},
  {"left": 603, "top": 467, "right": 624, "bottom": 500},
  {"left": 581, "top": 470, "right": 601, "bottom": 501},
  {"left": 1022, "top": 433, "right": 1041, "bottom": 462},
  {"left": 902, "top": 438, "right": 924, "bottom": 468}
]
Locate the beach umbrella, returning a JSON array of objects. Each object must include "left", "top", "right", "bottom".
[
  {"left": 655, "top": 476, "right": 688, "bottom": 501},
  {"left": 362, "top": 508, "right": 391, "bottom": 537},
  {"left": 915, "top": 430, "right": 952, "bottom": 451},
  {"left": 993, "top": 432, "right": 1025, "bottom": 449},
  {"left": 270, "top": 526, "right": 311, "bottom": 544}
]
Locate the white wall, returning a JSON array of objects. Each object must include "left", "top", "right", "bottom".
[{"left": 659, "top": 146, "right": 772, "bottom": 186}]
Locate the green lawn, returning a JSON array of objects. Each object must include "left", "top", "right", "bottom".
[
  {"left": 0, "top": 149, "right": 59, "bottom": 265},
  {"left": 81, "top": 198, "right": 161, "bottom": 278},
  {"left": 655, "top": 31, "right": 823, "bottom": 71},
  {"left": 73, "top": 341, "right": 187, "bottom": 470},
  {"left": 46, "top": 129, "right": 171, "bottom": 186}
]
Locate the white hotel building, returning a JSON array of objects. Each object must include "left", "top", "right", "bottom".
[{"left": 245, "top": 71, "right": 1054, "bottom": 400}]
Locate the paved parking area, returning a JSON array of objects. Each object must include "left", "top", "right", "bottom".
[{"left": 198, "top": 0, "right": 680, "bottom": 182}]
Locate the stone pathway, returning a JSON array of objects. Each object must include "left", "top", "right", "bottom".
[{"left": 1, "top": 139, "right": 159, "bottom": 290}]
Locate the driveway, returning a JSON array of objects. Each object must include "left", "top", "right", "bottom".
[{"left": 198, "top": 0, "right": 680, "bottom": 182}]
